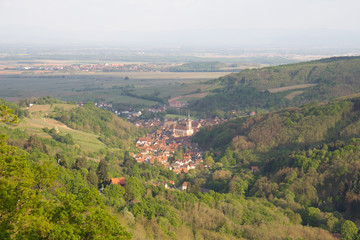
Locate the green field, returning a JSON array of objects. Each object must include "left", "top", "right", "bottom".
[
  {"left": 9, "top": 104, "right": 107, "bottom": 153},
  {"left": 165, "top": 114, "right": 197, "bottom": 120},
  {"left": 0, "top": 72, "right": 229, "bottom": 106}
]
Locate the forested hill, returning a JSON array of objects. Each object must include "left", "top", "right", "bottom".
[
  {"left": 4, "top": 97, "right": 360, "bottom": 239},
  {"left": 1, "top": 98, "right": 341, "bottom": 239},
  {"left": 218, "top": 56, "right": 360, "bottom": 91},
  {"left": 191, "top": 97, "right": 360, "bottom": 236},
  {"left": 193, "top": 97, "right": 360, "bottom": 150},
  {"left": 188, "top": 56, "right": 360, "bottom": 116}
]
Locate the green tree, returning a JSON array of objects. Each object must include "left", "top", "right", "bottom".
[
  {"left": 0, "top": 135, "right": 41, "bottom": 239},
  {"left": 124, "top": 177, "right": 145, "bottom": 202},
  {"left": 341, "top": 220, "right": 358, "bottom": 240},
  {"left": 74, "top": 156, "right": 87, "bottom": 170},
  {"left": 204, "top": 155, "right": 215, "bottom": 168},
  {"left": 97, "top": 159, "right": 109, "bottom": 184},
  {"left": 302, "top": 207, "right": 321, "bottom": 227},
  {"left": 56, "top": 152, "right": 68, "bottom": 168},
  {"left": 103, "top": 184, "right": 125, "bottom": 199},
  {"left": 123, "top": 151, "right": 136, "bottom": 175},
  {"left": 229, "top": 176, "right": 248, "bottom": 196},
  {"left": 0, "top": 105, "right": 18, "bottom": 124},
  {"left": 87, "top": 169, "right": 99, "bottom": 187}
]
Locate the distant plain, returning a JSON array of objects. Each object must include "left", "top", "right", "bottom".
[{"left": 0, "top": 67, "right": 229, "bottom": 105}]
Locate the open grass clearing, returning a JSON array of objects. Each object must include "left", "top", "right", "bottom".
[
  {"left": 166, "top": 114, "right": 197, "bottom": 120},
  {"left": 50, "top": 103, "right": 77, "bottom": 111},
  {"left": 267, "top": 84, "right": 317, "bottom": 93},
  {"left": 27, "top": 104, "right": 77, "bottom": 118},
  {"left": 177, "top": 92, "right": 210, "bottom": 102},
  {"left": 17, "top": 117, "right": 106, "bottom": 153},
  {"left": 285, "top": 90, "right": 305, "bottom": 100},
  {"left": 133, "top": 82, "right": 220, "bottom": 99},
  {"left": 12, "top": 104, "right": 106, "bottom": 153}
]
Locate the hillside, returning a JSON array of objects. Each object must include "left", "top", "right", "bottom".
[
  {"left": 0, "top": 98, "right": 345, "bottom": 239},
  {"left": 48, "top": 101, "right": 143, "bottom": 149},
  {"left": 191, "top": 98, "right": 360, "bottom": 237},
  {"left": 193, "top": 97, "right": 360, "bottom": 150},
  {"left": 189, "top": 56, "right": 360, "bottom": 116},
  {"left": 3, "top": 97, "right": 142, "bottom": 153}
]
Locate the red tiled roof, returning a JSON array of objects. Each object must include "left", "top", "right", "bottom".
[{"left": 111, "top": 177, "right": 125, "bottom": 186}]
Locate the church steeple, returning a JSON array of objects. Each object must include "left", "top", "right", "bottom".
[{"left": 187, "top": 113, "right": 192, "bottom": 130}]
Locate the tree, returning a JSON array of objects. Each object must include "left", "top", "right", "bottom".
[
  {"left": 97, "top": 159, "right": 109, "bottom": 184},
  {"left": 213, "top": 170, "right": 232, "bottom": 181},
  {"left": 56, "top": 153, "right": 68, "bottom": 168},
  {"left": 204, "top": 156, "right": 215, "bottom": 168},
  {"left": 74, "top": 156, "right": 87, "bottom": 170},
  {"left": 189, "top": 183, "right": 201, "bottom": 194},
  {"left": 229, "top": 176, "right": 248, "bottom": 196},
  {"left": 123, "top": 151, "right": 136, "bottom": 175},
  {"left": 341, "top": 220, "right": 358, "bottom": 240},
  {"left": 172, "top": 148, "right": 184, "bottom": 161},
  {"left": 87, "top": 169, "right": 98, "bottom": 187},
  {"left": 0, "top": 105, "right": 18, "bottom": 124},
  {"left": 103, "top": 184, "right": 125, "bottom": 199},
  {"left": 302, "top": 207, "right": 321, "bottom": 227},
  {"left": 124, "top": 177, "right": 145, "bottom": 202},
  {"left": 0, "top": 135, "right": 41, "bottom": 239}
]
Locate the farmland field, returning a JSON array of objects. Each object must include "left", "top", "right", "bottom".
[{"left": 0, "top": 71, "right": 229, "bottom": 106}]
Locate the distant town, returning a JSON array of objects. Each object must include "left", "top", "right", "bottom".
[
  {"left": 133, "top": 114, "right": 225, "bottom": 174},
  {"left": 4, "top": 63, "right": 177, "bottom": 73},
  {"left": 92, "top": 101, "right": 255, "bottom": 174}
]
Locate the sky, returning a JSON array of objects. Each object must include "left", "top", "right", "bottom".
[{"left": 0, "top": 0, "right": 359, "bottom": 48}]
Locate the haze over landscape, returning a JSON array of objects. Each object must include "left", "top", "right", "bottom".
[{"left": 1, "top": 0, "right": 360, "bottom": 48}]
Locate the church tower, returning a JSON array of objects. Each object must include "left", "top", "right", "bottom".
[
  {"left": 185, "top": 113, "right": 193, "bottom": 136},
  {"left": 187, "top": 113, "right": 192, "bottom": 130}
]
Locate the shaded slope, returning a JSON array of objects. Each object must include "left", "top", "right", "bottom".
[{"left": 193, "top": 97, "right": 360, "bottom": 150}]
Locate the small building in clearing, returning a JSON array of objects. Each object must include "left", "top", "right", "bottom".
[
  {"left": 182, "top": 181, "right": 189, "bottom": 191},
  {"left": 110, "top": 177, "right": 126, "bottom": 187}
]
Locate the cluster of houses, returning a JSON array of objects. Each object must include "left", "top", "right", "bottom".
[
  {"left": 108, "top": 114, "right": 260, "bottom": 193},
  {"left": 7, "top": 63, "right": 175, "bottom": 73},
  {"left": 95, "top": 102, "right": 113, "bottom": 108},
  {"left": 133, "top": 115, "right": 227, "bottom": 174}
]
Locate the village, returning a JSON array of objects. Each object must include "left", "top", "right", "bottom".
[
  {"left": 4, "top": 62, "right": 176, "bottom": 73},
  {"left": 92, "top": 101, "right": 256, "bottom": 192},
  {"left": 90, "top": 101, "right": 255, "bottom": 176},
  {"left": 133, "top": 114, "right": 225, "bottom": 174},
  {"left": 106, "top": 114, "right": 227, "bottom": 192}
]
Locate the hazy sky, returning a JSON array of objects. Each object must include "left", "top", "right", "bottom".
[{"left": 1, "top": 0, "right": 359, "bottom": 47}]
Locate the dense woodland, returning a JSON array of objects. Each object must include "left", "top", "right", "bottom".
[{"left": 3, "top": 56, "right": 360, "bottom": 239}]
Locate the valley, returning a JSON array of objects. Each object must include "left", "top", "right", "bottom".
[{"left": 2, "top": 54, "right": 360, "bottom": 240}]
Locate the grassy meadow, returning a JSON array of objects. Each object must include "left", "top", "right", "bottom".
[{"left": 8, "top": 103, "right": 106, "bottom": 153}]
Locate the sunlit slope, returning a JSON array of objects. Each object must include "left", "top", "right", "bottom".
[{"left": 189, "top": 56, "right": 360, "bottom": 114}]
